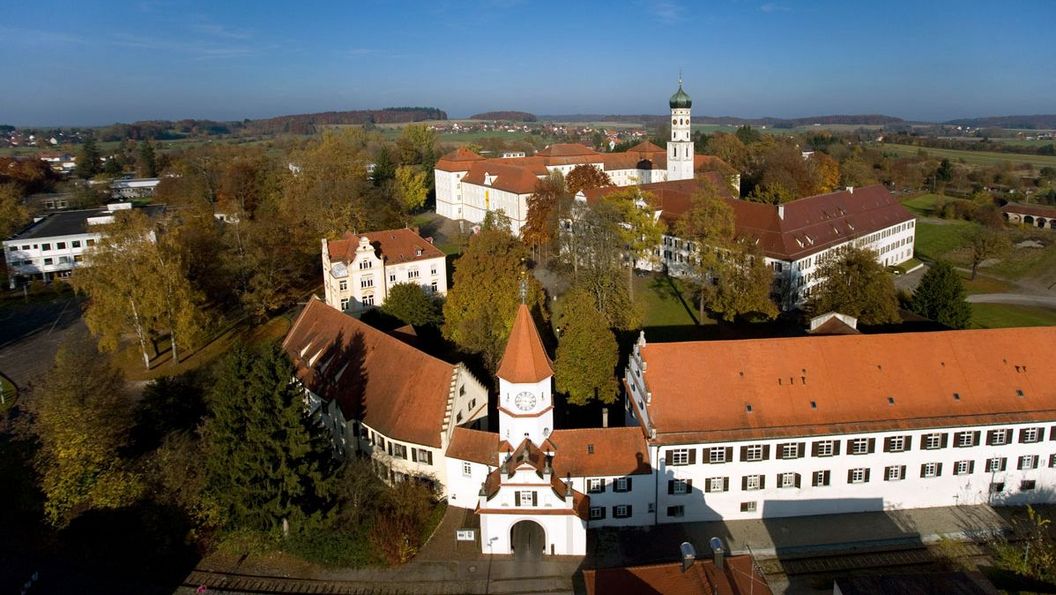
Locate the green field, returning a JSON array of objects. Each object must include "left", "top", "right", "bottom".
[
  {"left": 880, "top": 143, "right": 1056, "bottom": 168},
  {"left": 901, "top": 193, "right": 945, "bottom": 217},
  {"left": 912, "top": 219, "right": 979, "bottom": 264},
  {"left": 971, "top": 303, "right": 1056, "bottom": 329}
]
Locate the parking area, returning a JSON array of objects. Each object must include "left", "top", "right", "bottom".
[{"left": 0, "top": 293, "right": 85, "bottom": 394}]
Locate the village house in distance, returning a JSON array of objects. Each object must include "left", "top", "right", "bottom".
[
  {"left": 433, "top": 81, "right": 916, "bottom": 306},
  {"left": 321, "top": 227, "right": 447, "bottom": 314},
  {"left": 284, "top": 286, "right": 1056, "bottom": 557}
]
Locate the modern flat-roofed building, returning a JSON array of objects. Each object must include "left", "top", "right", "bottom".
[{"left": 3, "top": 202, "right": 165, "bottom": 287}]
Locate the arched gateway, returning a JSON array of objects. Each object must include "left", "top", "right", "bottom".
[{"left": 510, "top": 520, "right": 546, "bottom": 560}]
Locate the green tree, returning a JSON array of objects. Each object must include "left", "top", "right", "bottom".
[
  {"left": 72, "top": 209, "right": 206, "bottom": 368},
  {"left": 29, "top": 333, "right": 141, "bottom": 526},
  {"left": 0, "top": 182, "right": 29, "bottom": 238},
  {"left": 598, "top": 188, "right": 663, "bottom": 297},
  {"left": 202, "top": 346, "right": 338, "bottom": 534},
  {"left": 136, "top": 141, "right": 158, "bottom": 178},
  {"left": 707, "top": 241, "right": 779, "bottom": 322},
  {"left": 394, "top": 165, "right": 429, "bottom": 212},
  {"left": 967, "top": 227, "right": 1011, "bottom": 280},
  {"left": 809, "top": 247, "right": 900, "bottom": 324},
  {"left": 382, "top": 282, "right": 442, "bottom": 327},
  {"left": 74, "top": 135, "right": 102, "bottom": 179},
  {"left": 554, "top": 288, "right": 618, "bottom": 405},
  {"left": 395, "top": 124, "right": 439, "bottom": 168},
  {"left": 443, "top": 226, "right": 545, "bottom": 371},
  {"left": 735, "top": 125, "right": 761, "bottom": 145},
  {"left": 910, "top": 261, "right": 972, "bottom": 329}
]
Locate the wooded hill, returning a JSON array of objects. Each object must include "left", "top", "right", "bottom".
[{"left": 468, "top": 111, "right": 538, "bottom": 122}]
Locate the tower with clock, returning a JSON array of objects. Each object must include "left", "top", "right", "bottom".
[{"left": 496, "top": 302, "right": 555, "bottom": 447}]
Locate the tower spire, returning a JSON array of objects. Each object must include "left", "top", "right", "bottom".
[{"left": 519, "top": 270, "right": 527, "bottom": 305}]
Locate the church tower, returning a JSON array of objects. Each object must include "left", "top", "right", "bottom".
[
  {"left": 667, "top": 77, "right": 694, "bottom": 181},
  {"left": 496, "top": 303, "right": 554, "bottom": 447}
]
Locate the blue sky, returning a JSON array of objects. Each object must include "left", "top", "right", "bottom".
[{"left": 2, "top": 0, "right": 1054, "bottom": 126}]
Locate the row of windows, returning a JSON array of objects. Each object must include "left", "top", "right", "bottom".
[
  {"left": 363, "top": 426, "right": 433, "bottom": 465},
  {"left": 670, "top": 455, "right": 1052, "bottom": 497},
  {"left": 8, "top": 239, "right": 90, "bottom": 253},
  {"left": 9, "top": 254, "right": 84, "bottom": 267},
  {"left": 589, "top": 504, "right": 633, "bottom": 520},
  {"left": 666, "top": 428, "right": 1051, "bottom": 466},
  {"left": 586, "top": 477, "right": 633, "bottom": 493}
]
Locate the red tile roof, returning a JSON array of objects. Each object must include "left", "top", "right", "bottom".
[
  {"left": 587, "top": 182, "right": 912, "bottom": 261},
  {"left": 461, "top": 161, "right": 543, "bottom": 195},
  {"left": 447, "top": 427, "right": 499, "bottom": 465},
  {"left": 479, "top": 438, "right": 590, "bottom": 519},
  {"left": 327, "top": 228, "right": 444, "bottom": 266},
  {"left": 639, "top": 326, "right": 1056, "bottom": 445},
  {"left": 626, "top": 140, "right": 666, "bottom": 154},
  {"left": 1002, "top": 201, "right": 1056, "bottom": 218},
  {"left": 536, "top": 143, "right": 600, "bottom": 157},
  {"left": 282, "top": 298, "right": 456, "bottom": 447},
  {"left": 435, "top": 146, "right": 486, "bottom": 172},
  {"left": 548, "top": 427, "right": 652, "bottom": 477},
  {"left": 496, "top": 304, "right": 554, "bottom": 384},
  {"left": 583, "top": 556, "right": 771, "bottom": 595}
]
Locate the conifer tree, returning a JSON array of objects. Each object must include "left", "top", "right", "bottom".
[
  {"left": 910, "top": 261, "right": 972, "bottom": 329},
  {"left": 74, "top": 135, "right": 101, "bottom": 179},
  {"left": 202, "top": 346, "right": 337, "bottom": 534}
]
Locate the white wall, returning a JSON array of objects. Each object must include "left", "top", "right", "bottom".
[
  {"left": 498, "top": 377, "right": 554, "bottom": 446},
  {"left": 4, "top": 232, "right": 97, "bottom": 285}
]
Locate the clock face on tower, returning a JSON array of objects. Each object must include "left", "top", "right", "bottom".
[{"left": 514, "top": 391, "right": 537, "bottom": 411}]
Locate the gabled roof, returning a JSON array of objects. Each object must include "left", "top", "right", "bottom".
[
  {"left": 282, "top": 298, "right": 456, "bottom": 447},
  {"left": 626, "top": 140, "right": 666, "bottom": 154},
  {"left": 548, "top": 427, "right": 652, "bottom": 477},
  {"left": 435, "top": 146, "right": 486, "bottom": 172},
  {"left": 447, "top": 427, "right": 499, "bottom": 465},
  {"left": 327, "top": 228, "right": 444, "bottom": 266},
  {"left": 586, "top": 182, "right": 913, "bottom": 262},
  {"left": 535, "top": 143, "right": 599, "bottom": 157},
  {"left": 461, "top": 161, "right": 542, "bottom": 195},
  {"left": 479, "top": 438, "right": 590, "bottom": 519},
  {"left": 1002, "top": 201, "right": 1056, "bottom": 218},
  {"left": 496, "top": 304, "right": 554, "bottom": 384},
  {"left": 639, "top": 326, "right": 1056, "bottom": 445}
]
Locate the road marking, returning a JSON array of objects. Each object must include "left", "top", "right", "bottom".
[{"left": 48, "top": 298, "right": 73, "bottom": 335}]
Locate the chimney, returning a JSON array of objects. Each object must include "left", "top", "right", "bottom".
[
  {"left": 680, "top": 542, "right": 697, "bottom": 573},
  {"left": 777, "top": 204, "right": 785, "bottom": 220},
  {"left": 602, "top": 407, "right": 609, "bottom": 428},
  {"left": 710, "top": 537, "right": 725, "bottom": 570}
]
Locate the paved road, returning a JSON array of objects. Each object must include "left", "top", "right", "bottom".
[
  {"left": 0, "top": 294, "right": 85, "bottom": 393},
  {"left": 966, "top": 293, "right": 1056, "bottom": 308}
]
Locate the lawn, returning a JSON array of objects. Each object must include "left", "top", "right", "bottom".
[
  {"left": 985, "top": 232, "right": 1056, "bottom": 285},
  {"left": 880, "top": 143, "right": 1056, "bottom": 169},
  {"left": 111, "top": 310, "right": 294, "bottom": 381},
  {"left": 901, "top": 193, "right": 945, "bottom": 217},
  {"left": 971, "top": 303, "right": 1056, "bottom": 329},
  {"left": 0, "top": 373, "right": 17, "bottom": 412},
  {"left": 912, "top": 219, "right": 979, "bottom": 264},
  {"left": 632, "top": 273, "right": 706, "bottom": 328}
]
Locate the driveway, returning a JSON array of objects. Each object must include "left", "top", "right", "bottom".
[
  {"left": 966, "top": 293, "right": 1056, "bottom": 308},
  {"left": 0, "top": 293, "right": 85, "bottom": 393}
]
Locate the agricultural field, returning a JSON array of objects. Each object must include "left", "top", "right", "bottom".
[{"left": 880, "top": 143, "right": 1056, "bottom": 169}]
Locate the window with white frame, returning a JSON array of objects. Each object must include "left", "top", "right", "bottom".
[
  {"left": 587, "top": 478, "right": 604, "bottom": 493},
  {"left": 887, "top": 435, "right": 906, "bottom": 452},
  {"left": 923, "top": 433, "right": 944, "bottom": 450},
  {"left": 708, "top": 447, "right": 727, "bottom": 464},
  {"left": 988, "top": 429, "right": 1010, "bottom": 445},
  {"left": 430, "top": 266, "right": 438, "bottom": 276},
  {"left": 408, "top": 268, "right": 420, "bottom": 279},
  {"left": 781, "top": 443, "right": 800, "bottom": 459},
  {"left": 589, "top": 506, "right": 604, "bottom": 520},
  {"left": 815, "top": 441, "right": 835, "bottom": 457},
  {"left": 850, "top": 438, "right": 870, "bottom": 455},
  {"left": 361, "top": 277, "right": 374, "bottom": 288},
  {"left": 956, "top": 431, "right": 976, "bottom": 447},
  {"left": 812, "top": 470, "right": 830, "bottom": 487},
  {"left": 849, "top": 468, "right": 868, "bottom": 484},
  {"left": 745, "top": 445, "right": 764, "bottom": 461},
  {"left": 614, "top": 505, "right": 630, "bottom": 518},
  {"left": 672, "top": 479, "right": 690, "bottom": 494},
  {"left": 744, "top": 475, "right": 762, "bottom": 491},
  {"left": 1022, "top": 428, "right": 1041, "bottom": 443},
  {"left": 389, "top": 273, "right": 396, "bottom": 283},
  {"left": 986, "top": 457, "right": 1006, "bottom": 473},
  {"left": 338, "top": 280, "right": 347, "bottom": 291},
  {"left": 340, "top": 298, "right": 349, "bottom": 310},
  {"left": 885, "top": 465, "right": 905, "bottom": 481},
  {"left": 740, "top": 501, "right": 757, "bottom": 513},
  {"left": 779, "top": 472, "right": 798, "bottom": 488},
  {"left": 707, "top": 477, "right": 727, "bottom": 493},
  {"left": 1019, "top": 455, "right": 1039, "bottom": 470},
  {"left": 363, "top": 295, "right": 375, "bottom": 306},
  {"left": 615, "top": 477, "right": 629, "bottom": 492},
  {"left": 921, "top": 462, "right": 940, "bottom": 478},
  {"left": 670, "top": 449, "right": 690, "bottom": 466},
  {"left": 358, "top": 260, "right": 372, "bottom": 270},
  {"left": 954, "top": 460, "right": 972, "bottom": 475},
  {"left": 462, "top": 462, "right": 472, "bottom": 477}
]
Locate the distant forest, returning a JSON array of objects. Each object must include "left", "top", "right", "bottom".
[
  {"left": 538, "top": 113, "right": 909, "bottom": 127},
  {"left": 943, "top": 115, "right": 1056, "bottom": 130},
  {"left": 67, "top": 107, "right": 448, "bottom": 141},
  {"left": 468, "top": 111, "right": 538, "bottom": 122}
]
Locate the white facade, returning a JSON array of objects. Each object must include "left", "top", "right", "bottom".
[
  {"left": 497, "top": 376, "right": 554, "bottom": 446},
  {"left": 321, "top": 233, "right": 448, "bottom": 314}
]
